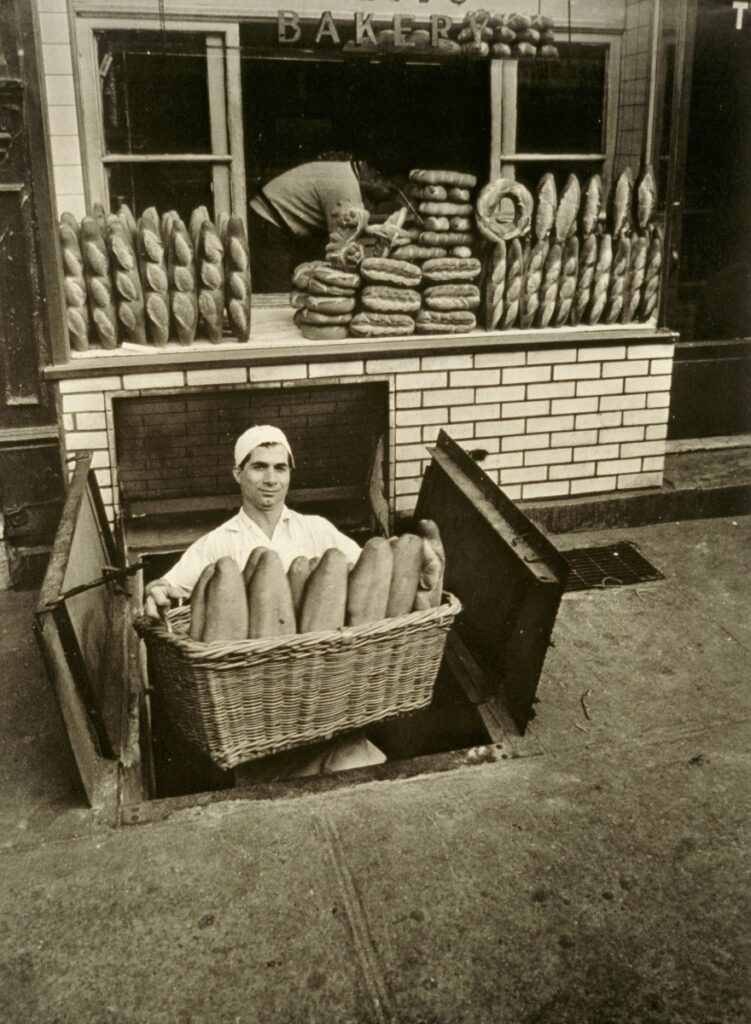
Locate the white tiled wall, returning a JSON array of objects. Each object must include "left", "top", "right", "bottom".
[
  {"left": 55, "top": 339, "right": 675, "bottom": 526},
  {"left": 37, "top": 0, "right": 85, "bottom": 220}
]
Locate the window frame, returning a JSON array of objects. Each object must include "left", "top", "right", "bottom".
[
  {"left": 74, "top": 16, "right": 246, "bottom": 224},
  {"left": 489, "top": 31, "right": 622, "bottom": 187}
]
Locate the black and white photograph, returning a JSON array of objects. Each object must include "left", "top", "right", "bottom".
[{"left": 0, "top": 0, "right": 749, "bottom": 1020}]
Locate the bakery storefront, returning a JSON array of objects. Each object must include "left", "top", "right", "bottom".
[{"left": 27, "top": 0, "right": 687, "bottom": 807}]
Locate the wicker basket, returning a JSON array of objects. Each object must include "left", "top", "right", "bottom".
[{"left": 134, "top": 593, "right": 461, "bottom": 770}]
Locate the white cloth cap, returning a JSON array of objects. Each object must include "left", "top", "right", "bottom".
[{"left": 234, "top": 425, "right": 295, "bottom": 468}]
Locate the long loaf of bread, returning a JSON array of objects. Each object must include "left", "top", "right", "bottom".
[
  {"left": 639, "top": 226, "right": 663, "bottom": 321},
  {"left": 202, "top": 557, "right": 248, "bottom": 642},
  {"left": 554, "top": 174, "right": 581, "bottom": 243},
  {"left": 483, "top": 239, "right": 506, "bottom": 330},
  {"left": 299, "top": 549, "right": 348, "bottom": 632},
  {"left": 500, "top": 237, "right": 525, "bottom": 329},
  {"left": 107, "top": 214, "right": 147, "bottom": 345},
  {"left": 189, "top": 563, "right": 216, "bottom": 640},
  {"left": 224, "top": 216, "right": 251, "bottom": 342},
  {"left": 346, "top": 538, "right": 393, "bottom": 625},
  {"left": 587, "top": 233, "right": 613, "bottom": 325},
  {"left": 552, "top": 236, "right": 579, "bottom": 327},
  {"left": 519, "top": 240, "right": 548, "bottom": 328},
  {"left": 570, "top": 233, "right": 597, "bottom": 327},
  {"left": 137, "top": 208, "right": 170, "bottom": 347},
  {"left": 386, "top": 534, "right": 423, "bottom": 617},
  {"left": 80, "top": 215, "right": 118, "bottom": 349},
  {"left": 604, "top": 235, "right": 631, "bottom": 323},
  {"left": 168, "top": 218, "right": 198, "bottom": 346},
  {"left": 59, "top": 219, "right": 90, "bottom": 351},
  {"left": 622, "top": 233, "right": 648, "bottom": 323},
  {"left": 247, "top": 550, "right": 296, "bottom": 639},
  {"left": 536, "top": 242, "right": 563, "bottom": 327},
  {"left": 196, "top": 220, "right": 225, "bottom": 343}
]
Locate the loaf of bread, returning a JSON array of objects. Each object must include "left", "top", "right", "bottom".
[
  {"left": 580, "top": 174, "right": 603, "bottom": 237},
  {"left": 451, "top": 246, "right": 473, "bottom": 259},
  {"left": 202, "top": 557, "right": 248, "bottom": 642},
  {"left": 415, "top": 309, "right": 476, "bottom": 334},
  {"left": 639, "top": 226, "right": 663, "bottom": 321},
  {"left": 311, "top": 264, "right": 360, "bottom": 291},
  {"left": 409, "top": 169, "right": 477, "bottom": 189},
  {"left": 360, "top": 257, "right": 422, "bottom": 287},
  {"left": 447, "top": 187, "right": 471, "bottom": 203},
  {"left": 422, "top": 257, "right": 481, "bottom": 282},
  {"left": 419, "top": 202, "right": 474, "bottom": 218},
  {"left": 224, "top": 216, "right": 251, "bottom": 342},
  {"left": 423, "top": 283, "right": 481, "bottom": 311},
  {"left": 519, "top": 239, "right": 548, "bottom": 328},
  {"left": 587, "top": 233, "right": 613, "bottom": 324},
  {"left": 305, "top": 293, "right": 356, "bottom": 315},
  {"left": 300, "top": 309, "right": 353, "bottom": 325},
  {"left": 534, "top": 173, "right": 557, "bottom": 242},
  {"left": 449, "top": 216, "right": 473, "bottom": 233},
  {"left": 604, "top": 235, "right": 631, "bottom": 323},
  {"left": 80, "top": 216, "right": 118, "bottom": 349},
  {"left": 554, "top": 174, "right": 581, "bottom": 243},
  {"left": 346, "top": 537, "right": 393, "bottom": 625},
  {"left": 500, "top": 237, "right": 525, "bottom": 329},
  {"left": 622, "top": 233, "right": 648, "bottom": 323},
  {"left": 292, "top": 261, "right": 327, "bottom": 291},
  {"left": 636, "top": 165, "right": 657, "bottom": 233},
  {"left": 361, "top": 286, "right": 421, "bottom": 314},
  {"left": 423, "top": 216, "right": 450, "bottom": 232},
  {"left": 189, "top": 563, "right": 216, "bottom": 640},
  {"left": 107, "top": 214, "right": 147, "bottom": 345},
  {"left": 419, "top": 231, "right": 474, "bottom": 248},
  {"left": 414, "top": 185, "right": 448, "bottom": 202},
  {"left": 610, "top": 167, "right": 633, "bottom": 239},
  {"left": 552, "top": 236, "right": 579, "bottom": 327},
  {"left": 537, "top": 242, "right": 563, "bottom": 328},
  {"left": 476, "top": 179, "right": 534, "bottom": 244},
  {"left": 570, "top": 233, "right": 597, "bottom": 326},
  {"left": 59, "top": 220, "right": 90, "bottom": 351},
  {"left": 287, "top": 556, "right": 312, "bottom": 624},
  {"left": 196, "top": 220, "right": 225, "bottom": 343},
  {"left": 299, "top": 323, "right": 349, "bottom": 340},
  {"left": 350, "top": 312, "right": 415, "bottom": 337},
  {"left": 137, "top": 208, "right": 170, "bottom": 347},
  {"left": 247, "top": 550, "right": 297, "bottom": 639},
  {"left": 299, "top": 549, "right": 348, "bottom": 632},
  {"left": 390, "top": 245, "right": 448, "bottom": 262},
  {"left": 414, "top": 519, "right": 445, "bottom": 610},
  {"left": 167, "top": 218, "right": 197, "bottom": 346}
]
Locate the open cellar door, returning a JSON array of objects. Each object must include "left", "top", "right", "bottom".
[{"left": 34, "top": 453, "right": 148, "bottom": 813}]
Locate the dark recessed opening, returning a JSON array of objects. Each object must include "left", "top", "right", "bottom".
[{"left": 560, "top": 541, "right": 664, "bottom": 592}]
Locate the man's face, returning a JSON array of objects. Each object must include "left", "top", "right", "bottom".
[{"left": 233, "top": 443, "right": 291, "bottom": 513}]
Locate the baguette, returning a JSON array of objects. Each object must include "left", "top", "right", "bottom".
[
  {"left": 639, "top": 226, "right": 663, "bottom": 321},
  {"left": 622, "top": 233, "right": 648, "bottom": 323},
  {"left": 80, "top": 216, "right": 118, "bottom": 349},
  {"left": 534, "top": 173, "right": 557, "bottom": 242},
  {"left": 537, "top": 242, "right": 563, "bottom": 328},
  {"left": 247, "top": 549, "right": 296, "bottom": 638},
  {"left": 59, "top": 221, "right": 90, "bottom": 352},
  {"left": 299, "top": 548, "right": 348, "bottom": 632},
  {"left": 137, "top": 211, "right": 170, "bottom": 347},
  {"left": 500, "top": 237, "right": 525, "bottom": 330},
  {"left": 224, "top": 216, "right": 252, "bottom": 341},
  {"left": 167, "top": 218, "right": 197, "bottom": 345},
  {"left": 116, "top": 203, "right": 138, "bottom": 247},
  {"left": 552, "top": 235, "right": 579, "bottom": 328},
  {"left": 386, "top": 534, "right": 423, "bottom": 617},
  {"left": 287, "top": 556, "right": 313, "bottom": 624},
  {"left": 189, "top": 563, "right": 216, "bottom": 640},
  {"left": 202, "top": 557, "right": 248, "bottom": 642},
  {"left": 610, "top": 167, "right": 633, "bottom": 239},
  {"left": 554, "top": 174, "right": 581, "bottom": 243},
  {"left": 570, "top": 233, "right": 597, "bottom": 327},
  {"left": 635, "top": 165, "right": 657, "bottom": 233},
  {"left": 414, "top": 519, "right": 445, "bottom": 610},
  {"left": 243, "top": 546, "right": 269, "bottom": 587},
  {"left": 196, "top": 220, "right": 226, "bottom": 343},
  {"left": 587, "top": 233, "right": 613, "bottom": 324},
  {"left": 519, "top": 239, "right": 548, "bottom": 328},
  {"left": 107, "top": 214, "right": 147, "bottom": 345},
  {"left": 346, "top": 537, "right": 393, "bottom": 625},
  {"left": 604, "top": 235, "right": 631, "bottom": 323},
  {"left": 581, "top": 174, "right": 604, "bottom": 237}
]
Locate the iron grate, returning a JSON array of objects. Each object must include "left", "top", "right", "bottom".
[{"left": 560, "top": 541, "right": 664, "bottom": 593}]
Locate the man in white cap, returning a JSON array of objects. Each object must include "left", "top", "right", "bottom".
[{"left": 144, "top": 424, "right": 361, "bottom": 618}]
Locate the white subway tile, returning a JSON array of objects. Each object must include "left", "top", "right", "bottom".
[
  {"left": 646, "top": 424, "right": 668, "bottom": 440},
  {"left": 549, "top": 462, "right": 596, "bottom": 481},
  {"left": 395, "top": 494, "right": 417, "bottom": 514},
  {"left": 90, "top": 450, "right": 110, "bottom": 470},
  {"left": 422, "top": 388, "right": 473, "bottom": 407},
  {"left": 523, "top": 480, "right": 569, "bottom": 499},
  {"left": 602, "top": 359, "right": 649, "bottom": 377},
  {"left": 396, "top": 391, "right": 421, "bottom": 409},
  {"left": 647, "top": 392, "right": 671, "bottom": 408},
  {"left": 627, "top": 342, "right": 673, "bottom": 359},
  {"left": 474, "top": 350, "right": 525, "bottom": 368},
  {"left": 438, "top": 422, "right": 474, "bottom": 440},
  {"left": 551, "top": 429, "right": 598, "bottom": 448},
  {"left": 554, "top": 363, "right": 602, "bottom": 381},
  {"left": 551, "top": 396, "right": 598, "bottom": 415},
  {"left": 396, "top": 460, "right": 422, "bottom": 478},
  {"left": 49, "top": 135, "right": 81, "bottom": 166},
  {"left": 500, "top": 465, "right": 548, "bottom": 485},
  {"left": 62, "top": 413, "right": 74, "bottom": 431},
  {"left": 309, "top": 361, "right": 364, "bottom": 378},
  {"left": 623, "top": 407, "right": 666, "bottom": 425},
  {"left": 395, "top": 477, "right": 421, "bottom": 496},
  {"left": 576, "top": 379, "right": 624, "bottom": 397},
  {"left": 422, "top": 354, "right": 473, "bottom": 370},
  {"left": 597, "top": 457, "right": 643, "bottom": 475},
  {"left": 625, "top": 375, "right": 672, "bottom": 393},
  {"left": 617, "top": 471, "right": 663, "bottom": 490},
  {"left": 250, "top": 364, "right": 307, "bottom": 381},
  {"left": 578, "top": 345, "right": 627, "bottom": 362},
  {"left": 396, "top": 371, "right": 447, "bottom": 390},
  {"left": 571, "top": 476, "right": 616, "bottom": 495},
  {"left": 576, "top": 411, "right": 622, "bottom": 429},
  {"left": 573, "top": 443, "right": 619, "bottom": 462},
  {"left": 599, "top": 426, "right": 645, "bottom": 444},
  {"left": 642, "top": 455, "right": 665, "bottom": 471},
  {"left": 396, "top": 407, "right": 446, "bottom": 426},
  {"left": 502, "top": 433, "right": 551, "bottom": 453},
  {"left": 66, "top": 430, "right": 108, "bottom": 450},
  {"left": 450, "top": 403, "right": 500, "bottom": 423},
  {"left": 395, "top": 427, "right": 422, "bottom": 444},
  {"left": 45, "top": 75, "right": 76, "bottom": 106},
  {"left": 501, "top": 399, "right": 550, "bottom": 419},
  {"left": 59, "top": 375, "right": 122, "bottom": 393},
  {"left": 503, "top": 365, "right": 551, "bottom": 385},
  {"left": 600, "top": 393, "right": 646, "bottom": 411},
  {"left": 53, "top": 164, "right": 85, "bottom": 194},
  {"left": 187, "top": 367, "right": 247, "bottom": 386},
  {"left": 620, "top": 440, "right": 666, "bottom": 458},
  {"left": 75, "top": 412, "right": 106, "bottom": 431},
  {"left": 38, "top": 0, "right": 68, "bottom": 11},
  {"left": 366, "top": 357, "right": 420, "bottom": 373},
  {"left": 526, "top": 414, "right": 575, "bottom": 434},
  {"left": 94, "top": 468, "right": 112, "bottom": 488},
  {"left": 482, "top": 451, "right": 523, "bottom": 470},
  {"left": 527, "top": 347, "right": 577, "bottom": 364},
  {"left": 501, "top": 483, "right": 522, "bottom": 500},
  {"left": 650, "top": 358, "right": 673, "bottom": 375},
  {"left": 397, "top": 443, "right": 430, "bottom": 461},
  {"left": 47, "top": 105, "right": 79, "bottom": 135},
  {"left": 475, "top": 385, "right": 525, "bottom": 403},
  {"left": 478, "top": 418, "right": 525, "bottom": 438},
  {"left": 525, "top": 447, "right": 573, "bottom": 466},
  {"left": 39, "top": 12, "right": 70, "bottom": 44},
  {"left": 528, "top": 381, "right": 576, "bottom": 401},
  {"left": 450, "top": 368, "right": 501, "bottom": 387},
  {"left": 43, "top": 43, "right": 73, "bottom": 76},
  {"left": 122, "top": 372, "right": 184, "bottom": 390},
  {"left": 62, "top": 392, "right": 105, "bottom": 412},
  {"left": 468, "top": 436, "right": 500, "bottom": 453}
]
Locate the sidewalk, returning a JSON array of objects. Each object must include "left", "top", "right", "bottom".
[{"left": 1, "top": 516, "right": 749, "bottom": 1024}]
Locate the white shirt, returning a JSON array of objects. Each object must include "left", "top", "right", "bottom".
[{"left": 162, "top": 505, "right": 361, "bottom": 598}]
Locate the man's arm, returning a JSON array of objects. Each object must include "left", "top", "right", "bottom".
[{"left": 143, "top": 532, "right": 220, "bottom": 618}]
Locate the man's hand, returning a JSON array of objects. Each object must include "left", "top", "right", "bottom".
[{"left": 144, "top": 578, "right": 183, "bottom": 620}]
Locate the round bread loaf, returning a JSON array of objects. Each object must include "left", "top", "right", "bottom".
[
  {"left": 350, "top": 312, "right": 415, "bottom": 337},
  {"left": 447, "top": 187, "right": 471, "bottom": 203},
  {"left": 449, "top": 216, "right": 473, "bottom": 232},
  {"left": 422, "top": 257, "right": 482, "bottom": 282},
  {"left": 391, "top": 245, "right": 448, "bottom": 261},
  {"left": 419, "top": 202, "right": 474, "bottom": 218},
  {"left": 415, "top": 310, "right": 477, "bottom": 334},
  {"left": 492, "top": 42, "right": 512, "bottom": 57},
  {"left": 312, "top": 264, "right": 360, "bottom": 290},
  {"left": 308, "top": 277, "right": 356, "bottom": 297},
  {"left": 305, "top": 293, "right": 356, "bottom": 314},
  {"left": 423, "top": 284, "right": 481, "bottom": 311},
  {"left": 410, "top": 169, "right": 477, "bottom": 189},
  {"left": 292, "top": 260, "right": 326, "bottom": 290},
  {"left": 300, "top": 323, "right": 349, "bottom": 341},
  {"left": 423, "top": 216, "right": 450, "bottom": 232},
  {"left": 301, "top": 309, "right": 353, "bottom": 325},
  {"left": 361, "top": 286, "right": 421, "bottom": 313},
  {"left": 360, "top": 257, "right": 422, "bottom": 287},
  {"left": 419, "top": 231, "right": 474, "bottom": 247}
]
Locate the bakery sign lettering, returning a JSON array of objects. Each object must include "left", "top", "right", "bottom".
[{"left": 279, "top": 10, "right": 474, "bottom": 47}]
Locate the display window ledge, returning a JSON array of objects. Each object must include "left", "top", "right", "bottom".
[{"left": 44, "top": 306, "right": 675, "bottom": 380}]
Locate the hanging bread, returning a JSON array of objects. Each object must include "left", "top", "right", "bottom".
[
  {"left": 483, "top": 239, "right": 507, "bottom": 329},
  {"left": 107, "top": 214, "right": 147, "bottom": 345},
  {"left": 519, "top": 239, "right": 548, "bottom": 328},
  {"left": 59, "top": 220, "right": 90, "bottom": 351},
  {"left": 587, "top": 233, "right": 613, "bottom": 324},
  {"left": 476, "top": 178, "right": 534, "bottom": 243},
  {"left": 167, "top": 218, "right": 198, "bottom": 346},
  {"left": 604, "top": 235, "right": 631, "bottom": 323},
  {"left": 137, "top": 209, "right": 170, "bottom": 347},
  {"left": 537, "top": 242, "right": 563, "bottom": 328},
  {"left": 554, "top": 174, "right": 581, "bottom": 243},
  {"left": 622, "top": 233, "right": 649, "bottom": 323},
  {"left": 500, "top": 237, "right": 525, "bottom": 329},
  {"left": 196, "top": 219, "right": 225, "bottom": 343},
  {"left": 80, "top": 215, "right": 118, "bottom": 349},
  {"left": 534, "top": 173, "right": 557, "bottom": 242},
  {"left": 639, "top": 226, "right": 663, "bottom": 321},
  {"left": 224, "top": 216, "right": 252, "bottom": 342},
  {"left": 552, "top": 236, "right": 579, "bottom": 327},
  {"left": 570, "top": 233, "right": 597, "bottom": 327}
]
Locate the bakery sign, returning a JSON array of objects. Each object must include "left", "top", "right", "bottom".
[{"left": 274, "top": 10, "right": 557, "bottom": 57}]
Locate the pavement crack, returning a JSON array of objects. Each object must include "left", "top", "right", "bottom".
[{"left": 313, "top": 808, "right": 395, "bottom": 1024}]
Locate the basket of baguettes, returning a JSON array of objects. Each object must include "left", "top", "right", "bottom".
[{"left": 135, "top": 521, "right": 460, "bottom": 770}]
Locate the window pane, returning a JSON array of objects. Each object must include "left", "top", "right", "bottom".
[
  {"left": 97, "top": 30, "right": 212, "bottom": 155},
  {"left": 516, "top": 44, "right": 607, "bottom": 154},
  {"left": 108, "top": 162, "right": 214, "bottom": 222}
]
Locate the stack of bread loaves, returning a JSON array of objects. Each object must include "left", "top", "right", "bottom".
[
  {"left": 350, "top": 256, "right": 423, "bottom": 338},
  {"left": 417, "top": 255, "right": 483, "bottom": 335},
  {"left": 289, "top": 261, "right": 361, "bottom": 341},
  {"left": 409, "top": 168, "right": 478, "bottom": 260}
]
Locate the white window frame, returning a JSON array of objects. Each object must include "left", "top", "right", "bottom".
[
  {"left": 489, "top": 31, "right": 623, "bottom": 188},
  {"left": 74, "top": 16, "right": 246, "bottom": 222}
]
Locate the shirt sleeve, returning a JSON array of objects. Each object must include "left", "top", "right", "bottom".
[
  {"left": 161, "top": 532, "right": 222, "bottom": 598},
  {"left": 314, "top": 517, "right": 362, "bottom": 566},
  {"left": 318, "top": 166, "right": 365, "bottom": 236}
]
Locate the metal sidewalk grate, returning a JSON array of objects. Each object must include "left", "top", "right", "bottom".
[{"left": 560, "top": 541, "right": 665, "bottom": 592}]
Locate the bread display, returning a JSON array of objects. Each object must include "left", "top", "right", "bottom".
[
  {"left": 80, "top": 215, "right": 118, "bottom": 349},
  {"left": 195, "top": 219, "right": 225, "bottom": 343},
  {"left": 107, "top": 214, "right": 147, "bottom": 345},
  {"left": 58, "top": 219, "right": 90, "bottom": 352},
  {"left": 137, "top": 208, "right": 170, "bottom": 347}
]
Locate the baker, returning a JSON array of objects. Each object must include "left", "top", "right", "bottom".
[
  {"left": 249, "top": 154, "right": 392, "bottom": 292},
  {"left": 144, "top": 424, "right": 361, "bottom": 619}
]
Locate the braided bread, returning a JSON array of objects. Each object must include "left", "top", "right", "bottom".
[
  {"left": 59, "top": 220, "right": 90, "bottom": 351},
  {"left": 570, "top": 233, "right": 597, "bottom": 327},
  {"left": 196, "top": 220, "right": 225, "bottom": 343},
  {"left": 483, "top": 240, "right": 506, "bottom": 330},
  {"left": 81, "top": 216, "right": 117, "bottom": 349},
  {"left": 587, "top": 234, "right": 613, "bottom": 325},
  {"left": 519, "top": 240, "right": 547, "bottom": 328},
  {"left": 622, "top": 233, "right": 648, "bottom": 323},
  {"left": 107, "top": 214, "right": 146, "bottom": 345},
  {"left": 639, "top": 226, "right": 663, "bottom": 321},
  {"left": 137, "top": 209, "right": 170, "bottom": 347},
  {"left": 500, "top": 238, "right": 525, "bottom": 330},
  {"left": 604, "top": 236, "right": 631, "bottom": 323},
  {"left": 552, "top": 236, "right": 579, "bottom": 327},
  {"left": 537, "top": 242, "right": 563, "bottom": 328}
]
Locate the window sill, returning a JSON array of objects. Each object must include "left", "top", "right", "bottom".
[{"left": 44, "top": 306, "right": 675, "bottom": 379}]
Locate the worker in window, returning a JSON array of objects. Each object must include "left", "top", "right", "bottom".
[
  {"left": 144, "top": 424, "right": 361, "bottom": 617},
  {"left": 248, "top": 153, "right": 392, "bottom": 292}
]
